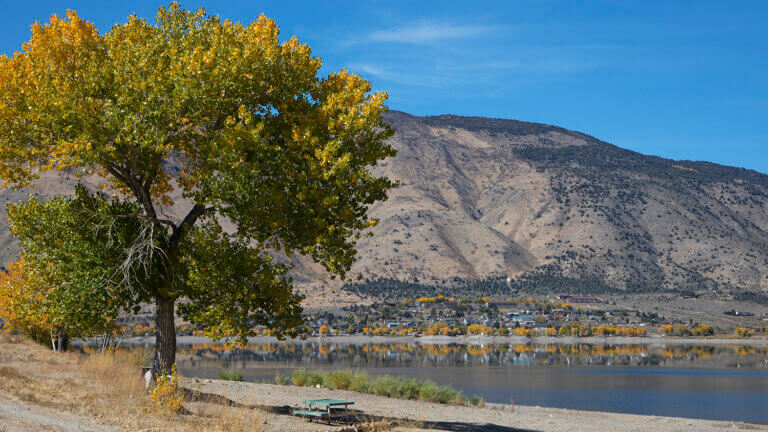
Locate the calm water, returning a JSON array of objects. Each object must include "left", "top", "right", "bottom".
[{"left": 136, "top": 341, "right": 768, "bottom": 423}]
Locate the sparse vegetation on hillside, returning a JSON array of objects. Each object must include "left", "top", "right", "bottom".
[{"left": 343, "top": 266, "right": 618, "bottom": 301}]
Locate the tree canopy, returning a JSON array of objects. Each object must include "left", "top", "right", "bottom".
[
  {"left": 0, "top": 3, "right": 396, "bottom": 370},
  {"left": 2, "top": 185, "right": 137, "bottom": 348}
]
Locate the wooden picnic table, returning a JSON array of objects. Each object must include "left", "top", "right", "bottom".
[{"left": 293, "top": 398, "right": 355, "bottom": 424}]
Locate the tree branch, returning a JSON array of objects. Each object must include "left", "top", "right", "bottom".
[{"left": 167, "top": 204, "right": 211, "bottom": 252}]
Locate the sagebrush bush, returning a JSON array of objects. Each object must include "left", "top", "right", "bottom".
[
  {"left": 291, "top": 368, "right": 323, "bottom": 387},
  {"left": 349, "top": 371, "right": 371, "bottom": 393},
  {"left": 274, "top": 374, "right": 290, "bottom": 385},
  {"left": 328, "top": 370, "right": 352, "bottom": 390},
  {"left": 469, "top": 395, "right": 485, "bottom": 407},
  {"left": 218, "top": 368, "right": 243, "bottom": 381},
  {"left": 416, "top": 380, "right": 439, "bottom": 402},
  {"left": 396, "top": 378, "right": 420, "bottom": 400},
  {"left": 370, "top": 375, "right": 398, "bottom": 397},
  {"left": 257, "top": 366, "right": 473, "bottom": 405},
  {"left": 287, "top": 368, "right": 471, "bottom": 406},
  {"left": 291, "top": 368, "right": 307, "bottom": 386}
]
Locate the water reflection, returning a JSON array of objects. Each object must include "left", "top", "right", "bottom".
[{"left": 169, "top": 342, "right": 768, "bottom": 370}]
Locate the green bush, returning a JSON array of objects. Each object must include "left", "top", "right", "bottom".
[
  {"left": 349, "top": 371, "right": 371, "bottom": 393},
  {"left": 292, "top": 368, "right": 324, "bottom": 387},
  {"left": 370, "top": 375, "right": 398, "bottom": 397},
  {"left": 218, "top": 368, "right": 243, "bottom": 381},
  {"left": 396, "top": 378, "right": 420, "bottom": 400},
  {"left": 328, "top": 370, "right": 353, "bottom": 390},
  {"left": 291, "top": 368, "right": 306, "bottom": 386},
  {"left": 274, "top": 374, "right": 290, "bottom": 385},
  {"left": 306, "top": 370, "right": 325, "bottom": 387},
  {"left": 416, "top": 380, "right": 439, "bottom": 402},
  {"left": 437, "top": 385, "right": 464, "bottom": 404},
  {"left": 288, "top": 368, "right": 474, "bottom": 406},
  {"left": 469, "top": 395, "right": 485, "bottom": 407}
]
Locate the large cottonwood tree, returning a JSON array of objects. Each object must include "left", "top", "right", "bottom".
[{"left": 0, "top": 4, "right": 395, "bottom": 372}]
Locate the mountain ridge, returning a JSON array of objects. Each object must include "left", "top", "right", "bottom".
[{"left": 328, "top": 110, "right": 768, "bottom": 302}]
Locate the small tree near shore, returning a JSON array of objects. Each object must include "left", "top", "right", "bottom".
[{"left": 0, "top": 4, "right": 396, "bottom": 373}]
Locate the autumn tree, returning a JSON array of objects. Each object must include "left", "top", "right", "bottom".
[
  {"left": 0, "top": 4, "right": 396, "bottom": 373},
  {"left": 6, "top": 185, "right": 142, "bottom": 351},
  {"left": 0, "top": 258, "right": 52, "bottom": 344}
]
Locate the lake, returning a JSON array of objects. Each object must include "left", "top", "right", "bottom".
[{"left": 130, "top": 340, "right": 768, "bottom": 423}]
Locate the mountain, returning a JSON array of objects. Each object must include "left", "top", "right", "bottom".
[
  {"left": 1, "top": 111, "right": 767, "bottom": 304},
  {"left": 333, "top": 111, "right": 768, "bottom": 301}
]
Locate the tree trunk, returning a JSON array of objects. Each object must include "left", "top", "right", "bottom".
[
  {"left": 154, "top": 296, "right": 176, "bottom": 375},
  {"left": 50, "top": 327, "right": 68, "bottom": 352}
]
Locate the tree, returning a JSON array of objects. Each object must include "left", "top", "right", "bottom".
[
  {"left": 6, "top": 185, "right": 144, "bottom": 351},
  {"left": 318, "top": 325, "right": 330, "bottom": 336},
  {"left": 0, "top": 258, "right": 52, "bottom": 344},
  {"left": 0, "top": 4, "right": 396, "bottom": 373}
]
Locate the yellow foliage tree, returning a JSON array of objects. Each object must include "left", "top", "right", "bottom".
[
  {"left": 0, "top": 3, "right": 396, "bottom": 373},
  {"left": 0, "top": 259, "right": 51, "bottom": 342}
]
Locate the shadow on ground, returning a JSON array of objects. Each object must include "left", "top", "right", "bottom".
[{"left": 182, "top": 388, "right": 539, "bottom": 432}]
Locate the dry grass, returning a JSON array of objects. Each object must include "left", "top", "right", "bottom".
[{"left": 0, "top": 335, "right": 270, "bottom": 431}]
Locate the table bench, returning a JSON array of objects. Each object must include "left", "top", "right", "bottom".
[{"left": 293, "top": 398, "right": 354, "bottom": 424}]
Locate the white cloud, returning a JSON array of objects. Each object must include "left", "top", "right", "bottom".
[
  {"left": 368, "top": 22, "right": 492, "bottom": 44},
  {"left": 350, "top": 63, "right": 447, "bottom": 88}
]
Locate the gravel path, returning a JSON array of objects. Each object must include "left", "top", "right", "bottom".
[
  {"left": 184, "top": 378, "right": 768, "bottom": 432},
  {"left": 0, "top": 397, "right": 122, "bottom": 432}
]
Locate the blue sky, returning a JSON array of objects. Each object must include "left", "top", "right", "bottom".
[{"left": 2, "top": 1, "right": 767, "bottom": 172}]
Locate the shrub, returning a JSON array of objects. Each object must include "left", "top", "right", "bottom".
[
  {"left": 328, "top": 369, "right": 353, "bottom": 390},
  {"left": 218, "top": 369, "right": 243, "bottom": 381},
  {"left": 274, "top": 374, "right": 290, "bottom": 385},
  {"left": 145, "top": 365, "right": 183, "bottom": 417},
  {"left": 288, "top": 367, "right": 475, "bottom": 406},
  {"left": 395, "top": 378, "right": 420, "bottom": 400},
  {"left": 436, "top": 385, "right": 463, "bottom": 404},
  {"left": 291, "top": 368, "right": 307, "bottom": 386},
  {"left": 292, "top": 368, "right": 325, "bottom": 387},
  {"left": 370, "top": 375, "right": 398, "bottom": 397},
  {"left": 416, "top": 380, "right": 439, "bottom": 402},
  {"left": 349, "top": 371, "right": 371, "bottom": 393},
  {"left": 469, "top": 395, "right": 485, "bottom": 407}
]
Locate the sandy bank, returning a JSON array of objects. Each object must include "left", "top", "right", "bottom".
[{"left": 184, "top": 378, "right": 766, "bottom": 432}]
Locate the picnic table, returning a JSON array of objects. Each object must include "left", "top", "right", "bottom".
[{"left": 292, "top": 398, "right": 355, "bottom": 424}]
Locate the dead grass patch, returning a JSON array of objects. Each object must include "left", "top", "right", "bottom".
[
  {"left": 0, "top": 338, "right": 273, "bottom": 431},
  {"left": 0, "top": 332, "right": 24, "bottom": 344},
  {"left": 0, "top": 365, "right": 24, "bottom": 379}
]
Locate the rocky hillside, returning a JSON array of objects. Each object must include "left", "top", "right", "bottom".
[
  {"left": 336, "top": 111, "right": 768, "bottom": 300},
  {"left": 1, "top": 111, "right": 767, "bottom": 304}
]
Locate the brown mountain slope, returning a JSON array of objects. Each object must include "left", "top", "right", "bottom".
[
  {"left": 1, "top": 111, "right": 767, "bottom": 305},
  {"left": 337, "top": 111, "right": 768, "bottom": 300}
]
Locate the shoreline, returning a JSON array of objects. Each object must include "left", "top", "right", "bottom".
[
  {"left": 112, "top": 334, "right": 768, "bottom": 346},
  {"left": 186, "top": 377, "right": 768, "bottom": 431}
]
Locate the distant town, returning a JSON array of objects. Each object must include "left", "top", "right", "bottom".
[{"left": 126, "top": 292, "right": 768, "bottom": 340}]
